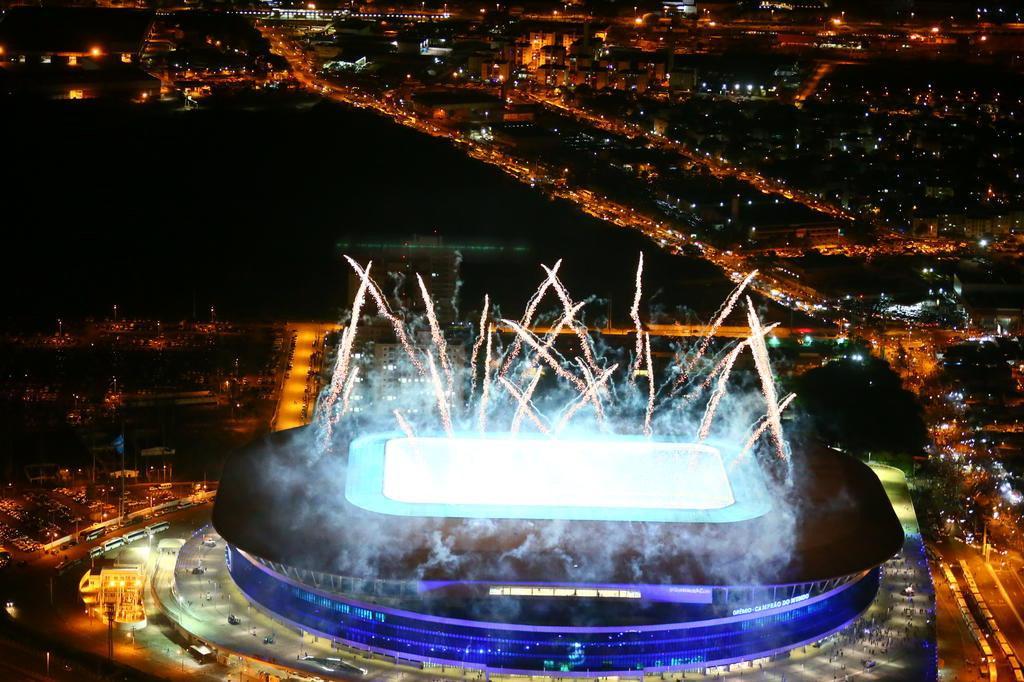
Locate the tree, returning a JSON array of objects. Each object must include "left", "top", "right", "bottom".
[{"left": 794, "top": 355, "right": 927, "bottom": 458}]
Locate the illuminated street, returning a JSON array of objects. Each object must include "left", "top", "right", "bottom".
[{"left": 274, "top": 322, "right": 338, "bottom": 432}]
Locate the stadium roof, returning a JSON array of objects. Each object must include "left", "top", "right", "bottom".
[{"left": 214, "top": 426, "right": 902, "bottom": 590}]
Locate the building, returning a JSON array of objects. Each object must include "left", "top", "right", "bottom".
[
  {"left": 0, "top": 7, "right": 159, "bottom": 101},
  {"left": 0, "top": 7, "right": 154, "bottom": 66},
  {"left": 662, "top": 0, "right": 698, "bottom": 16},
  {"left": 79, "top": 564, "right": 147, "bottom": 630},
  {"left": 342, "top": 236, "right": 462, "bottom": 325},
  {"left": 214, "top": 427, "right": 903, "bottom": 675},
  {"left": 747, "top": 221, "right": 843, "bottom": 249},
  {"left": 955, "top": 260, "right": 1024, "bottom": 333},
  {"left": 912, "top": 211, "right": 1024, "bottom": 240},
  {"left": 410, "top": 90, "right": 503, "bottom": 122}
]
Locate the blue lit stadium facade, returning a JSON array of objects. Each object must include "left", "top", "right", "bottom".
[{"left": 226, "top": 545, "right": 882, "bottom": 674}]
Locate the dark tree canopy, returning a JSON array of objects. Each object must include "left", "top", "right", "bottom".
[{"left": 794, "top": 356, "right": 927, "bottom": 457}]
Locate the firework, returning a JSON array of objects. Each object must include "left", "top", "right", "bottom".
[
  {"left": 317, "top": 257, "right": 793, "bottom": 486},
  {"left": 675, "top": 270, "right": 757, "bottom": 387},
  {"left": 643, "top": 332, "right": 655, "bottom": 437},
  {"left": 479, "top": 323, "right": 494, "bottom": 433},
  {"left": 500, "top": 261, "right": 561, "bottom": 378},
  {"left": 745, "top": 297, "right": 787, "bottom": 463},
  {"left": 499, "top": 375, "right": 550, "bottom": 434},
  {"left": 469, "top": 295, "right": 490, "bottom": 402},
  {"left": 630, "top": 253, "right": 644, "bottom": 379},
  {"left": 418, "top": 274, "right": 453, "bottom": 394},
  {"left": 344, "top": 256, "right": 424, "bottom": 375},
  {"left": 394, "top": 409, "right": 416, "bottom": 439},
  {"left": 556, "top": 364, "right": 617, "bottom": 432},
  {"left": 426, "top": 351, "right": 453, "bottom": 437}
]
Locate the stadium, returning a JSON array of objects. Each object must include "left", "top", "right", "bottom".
[{"left": 212, "top": 425, "right": 904, "bottom": 676}]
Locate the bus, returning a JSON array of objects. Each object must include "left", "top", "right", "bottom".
[
  {"left": 177, "top": 500, "right": 195, "bottom": 510},
  {"left": 124, "top": 529, "right": 148, "bottom": 544},
  {"left": 146, "top": 521, "right": 170, "bottom": 535},
  {"left": 89, "top": 546, "right": 104, "bottom": 559},
  {"left": 102, "top": 537, "right": 124, "bottom": 553},
  {"left": 187, "top": 645, "right": 215, "bottom": 664},
  {"left": 81, "top": 528, "right": 104, "bottom": 543}
]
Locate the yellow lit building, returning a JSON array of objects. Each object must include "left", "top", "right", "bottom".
[{"left": 79, "top": 564, "right": 147, "bottom": 629}]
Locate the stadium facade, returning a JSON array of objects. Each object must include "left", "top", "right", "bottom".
[{"left": 214, "top": 426, "right": 903, "bottom": 675}]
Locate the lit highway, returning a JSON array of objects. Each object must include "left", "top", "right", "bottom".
[{"left": 261, "top": 26, "right": 839, "bottom": 323}]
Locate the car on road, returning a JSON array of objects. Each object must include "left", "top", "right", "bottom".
[
  {"left": 227, "top": 614, "right": 241, "bottom": 625},
  {"left": 263, "top": 633, "right": 275, "bottom": 645}
]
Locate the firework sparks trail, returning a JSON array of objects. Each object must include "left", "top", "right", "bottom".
[
  {"left": 575, "top": 358, "right": 606, "bottom": 424},
  {"left": 500, "top": 261, "right": 562, "bottom": 377},
  {"left": 393, "top": 409, "right": 416, "bottom": 439},
  {"left": 469, "top": 295, "right": 489, "bottom": 402},
  {"left": 697, "top": 341, "right": 745, "bottom": 440},
  {"left": 319, "top": 329, "right": 349, "bottom": 428},
  {"left": 527, "top": 291, "right": 586, "bottom": 359},
  {"left": 319, "top": 326, "right": 351, "bottom": 429},
  {"left": 478, "top": 324, "right": 494, "bottom": 433},
  {"left": 629, "top": 253, "right": 644, "bottom": 380},
  {"left": 556, "top": 364, "right": 618, "bottom": 432},
  {"left": 501, "top": 319, "right": 587, "bottom": 393},
  {"left": 734, "top": 393, "right": 796, "bottom": 467},
  {"left": 511, "top": 371, "right": 543, "bottom": 434},
  {"left": 541, "top": 299, "right": 586, "bottom": 350},
  {"left": 320, "top": 255, "right": 792, "bottom": 481},
  {"left": 417, "top": 274, "right": 453, "bottom": 395},
  {"left": 681, "top": 323, "right": 778, "bottom": 402},
  {"left": 675, "top": 270, "right": 757, "bottom": 387},
  {"left": 498, "top": 376, "right": 550, "bottom": 434},
  {"left": 343, "top": 257, "right": 424, "bottom": 375},
  {"left": 745, "top": 297, "right": 787, "bottom": 462},
  {"left": 339, "top": 366, "right": 360, "bottom": 417},
  {"left": 643, "top": 332, "right": 655, "bottom": 437},
  {"left": 322, "top": 263, "right": 370, "bottom": 419},
  {"left": 426, "top": 352, "right": 453, "bottom": 437},
  {"left": 541, "top": 265, "right": 600, "bottom": 373},
  {"left": 316, "top": 262, "right": 372, "bottom": 448}
]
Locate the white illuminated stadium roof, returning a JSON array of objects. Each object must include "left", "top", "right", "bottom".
[
  {"left": 345, "top": 433, "right": 772, "bottom": 523},
  {"left": 382, "top": 437, "right": 734, "bottom": 511}
]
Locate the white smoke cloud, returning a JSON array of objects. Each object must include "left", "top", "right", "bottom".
[{"left": 255, "top": 256, "right": 803, "bottom": 604}]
